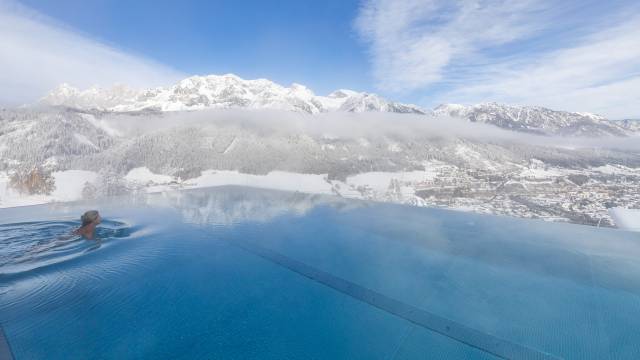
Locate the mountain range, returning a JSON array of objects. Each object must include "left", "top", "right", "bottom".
[
  {"left": 41, "top": 74, "right": 637, "bottom": 137},
  {"left": 42, "top": 74, "right": 425, "bottom": 115},
  {"left": 434, "top": 103, "right": 631, "bottom": 137}
]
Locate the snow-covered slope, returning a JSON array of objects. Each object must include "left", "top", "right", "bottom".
[
  {"left": 42, "top": 74, "right": 425, "bottom": 114},
  {"left": 434, "top": 103, "right": 629, "bottom": 137},
  {"left": 0, "top": 108, "right": 114, "bottom": 169},
  {"left": 618, "top": 119, "right": 640, "bottom": 133}
]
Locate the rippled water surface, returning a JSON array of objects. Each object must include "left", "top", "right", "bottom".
[
  {"left": 1, "top": 186, "right": 640, "bottom": 359},
  {"left": 0, "top": 220, "right": 131, "bottom": 275}
]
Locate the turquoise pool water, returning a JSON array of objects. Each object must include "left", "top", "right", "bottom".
[{"left": 1, "top": 186, "right": 640, "bottom": 359}]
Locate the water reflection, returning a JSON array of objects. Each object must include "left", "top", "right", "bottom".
[
  {"left": 149, "top": 186, "right": 363, "bottom": 226},
  {"left": 147, "top": 186, "right": 640, "bottom": 294},
  {"left": 346, "top": 210, "right": 640, "bottom": 295}
]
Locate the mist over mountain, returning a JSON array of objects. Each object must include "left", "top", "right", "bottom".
[
  {"left": 4, "top": 103, "right": 638, "bottom": 179},
  {"left": 41, "top": 74, "right": 637, "bottom": 138}
]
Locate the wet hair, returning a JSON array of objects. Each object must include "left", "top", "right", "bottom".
[{"left": 81, "top": 210, "right": 99, "bottom": 226}]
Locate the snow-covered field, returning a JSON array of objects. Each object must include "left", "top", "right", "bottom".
[
  {"left": 0, "top": 170, "right": 98, "bottom": 208},
  {"left": 0, "top": 167, "right": 433, "bottom": 208},
  {"left": 124, "top": 167, "right": 438, "bottom": 203}
]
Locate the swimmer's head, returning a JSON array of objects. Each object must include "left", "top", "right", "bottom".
[{"left": 81, "top": 210, "right": 101, "bottom": 226}]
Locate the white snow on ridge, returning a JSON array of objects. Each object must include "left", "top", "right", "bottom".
[
  {"left": 42, "top": 74, "right": 425, "bottom": 114},
  {"left": 435, "top": 102, "right": 630, "bottom": 136}
]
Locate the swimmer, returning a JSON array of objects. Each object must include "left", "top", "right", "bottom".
[{"left": 74, "top": 210, "right": 101, "bottom": 239}]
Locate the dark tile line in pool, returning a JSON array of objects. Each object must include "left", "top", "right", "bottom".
[
  {"left": 230, "top": 239, "right": 562, "bottom": 360},
  {"left": 0, "top": 325, "right": 14, "bottom": 360}
]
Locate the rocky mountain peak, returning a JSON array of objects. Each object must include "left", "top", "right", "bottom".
[
  {"left": 435, "top": 102, "right": 628, "bottom": 136},
  {"left": 41, "top": 74, "right": 424, "bottom": 115}
]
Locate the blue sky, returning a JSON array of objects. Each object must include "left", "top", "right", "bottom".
[
  {"left": 17, "top": 0, "right": 372, "bottom": 95},
  {"left": 1, "top": 0, "right": 640, "bottom": 118}
]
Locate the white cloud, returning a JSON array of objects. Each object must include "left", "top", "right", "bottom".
[
  {"left": 355, "top": 0, "right": 548, "bottom": 92},
  {"left": 0, "top": 0, "right": 184, "bottom": 106},
  {"left": 356, "top": 0, "right": 640, "bottom": 118},
  {"left": 437, "top": 16, "right": 640, "bottom": 119}
]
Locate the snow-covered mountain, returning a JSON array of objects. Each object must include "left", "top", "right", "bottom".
[
  {"left": 618, "top": 119, "right": 640, "bottom": 132},
  {"left": 42, "top": 74, "right": 638, "bottom": 137},
  {"left": 434, "top": 103, "right": 629, "bottom": 137},
  {"left": 42, "top": 74, "right": 426, "bottom": 114}
]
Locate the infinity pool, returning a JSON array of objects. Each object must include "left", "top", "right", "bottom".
[{"left": 1, "top": 186, "right": 640, "bottom": 359}]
